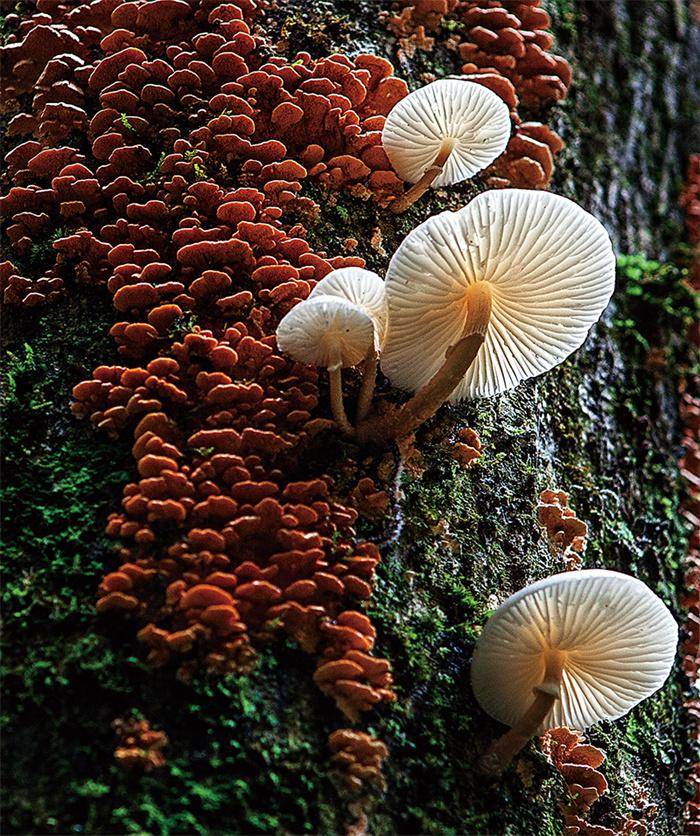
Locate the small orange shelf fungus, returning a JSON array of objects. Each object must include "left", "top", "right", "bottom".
[
  {"left": 536, "top": 489, "right": 588, "bottom": 570},
  {"left": 382, "top": 78, "right": 511, "bottom": 213},
  {"left": 452, "top": 427, "right": 482, "bottom": 468},
  {"left": 470, "top": 570, "right": 678, "bottom": 776},
  {"left": 112, "top": 716, "right": 168, "bottom": 772},
  {"left": 356, "top": 189, "right": 615, "bottom": 445},
  {"left": 329, "top": 729, "right": 389, "bottom": 794}
]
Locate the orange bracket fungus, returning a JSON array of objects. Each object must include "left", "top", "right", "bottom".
[
  {"left": 470, "top": 570, "right": 678, "bottom": 775},
  {"left": 451, "top": 427, "right": 482, "bottom": 468},
  {"left": 536, "top": 489, "right": 588, "bottom": 570},
  {"left": 540, "top": 727, "right": 649, "bottom": 834},
  {"left": 355, "top": 189, "right": 615, "bottom": 445},
  {"left": 112, "top": 716, "right": 168, "bottom": 772},
  {"left": 382, "top": 78, "right": 511, "bottom": 213},
  {"left": 329, "top": 729, "right": 389, "bottom": 835}
]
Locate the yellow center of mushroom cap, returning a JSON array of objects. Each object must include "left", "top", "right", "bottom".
[
  {"left": 535, "top": 648, "right": 567, "bottom": 698},
  {"left": 461, "top": 281, "right": 493, "bottom": 337}
]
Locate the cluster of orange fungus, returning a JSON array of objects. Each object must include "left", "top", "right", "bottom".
[
  {"left": 383, "top": 0, "right": 570, "bottom": 189},
  {"left": 451, "top": 427, "right": 482, "bottom": 468},
  {"left": 536, "top": 488, "right": 588, "bottom": 570},
  {"left": 329, "top": 729, "right": 389, "bottom": 836},
  {"left": 540, "top": 728, "right": 648, "bottom": 836},
  {"left": 1, "top": 2, "right": 409, "bottom": 309},
  {"left": 384, "top": 0, "right": 457, "bottom": 57},
  {"left": 349, "top": 477, "right": 391, "bottom": 520},
  {"left": 2, "top": 0, "right": 399, "bottom": 722},
  {"left": 112, "top": 716, "right": 168, "bottom": 772},
  {"left": 329, "top": 729, "right": 389, "bottom": 794}
]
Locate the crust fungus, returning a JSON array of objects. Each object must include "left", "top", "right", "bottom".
[
  {"left": 382, "top": 78, "right": 511, "bottom": 213},
  {"left": 470, "top": 569, "right": 678, "bottom": 776},
  {"left": 276, "top": 296, "right": 375, "bottom": 436},
  {"left": 356, "top": 189, "right": 615, "bottom": 444},
  {"left": 310, "top": 267, "right": 387, "bottom": 421},
  {"left": 112, "top": 716, "right": 168, "bottom": 772}
]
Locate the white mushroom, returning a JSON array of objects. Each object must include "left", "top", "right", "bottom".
[
  {"left": 356, "top": 190, "right": 615, "bottom": 444},
  {"left": 276, "top": 296, "right": 374, "bottom": 435},
  {"left": 310, "top": 267, "right": 387, "bottom": 345},
  {"left": 470, "top": 569, "right": 678, "bottom": 774},
  {"left": 382, "top": 78, "right": 511, "bottom": 213},
  {"left": 310, "top": 267, "right": 388, "bottom": 420}
]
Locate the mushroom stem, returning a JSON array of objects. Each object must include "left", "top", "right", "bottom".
[
  {"left": 328, "top": 366, "right": 356, "bottom": 438},
  {"left": 390, "top": 137, "right": 456, "bottom": 214},
  {"left": 356, "top": 283, "right": 492, "bottom": 445},
  {"left": 356, "top": 347, "right": 378, "bottom": 422},
  {"left": 479, "top": 652, "right": 564, "bottom": 776}
]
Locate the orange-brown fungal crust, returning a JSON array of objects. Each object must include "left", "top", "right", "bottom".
[
  {"left": 384, "top": 0, "right": 458, "bottom": 58},
  {"left": 329, "top": 729, "right": 389, "bottom": 794},
  {"left": 350, "top": 477, "right": 391, "bottom": 520},
  {"left": 540, "top": 728, "right": 649, "bottom": 836},
  {"left": 329, "top": 729, "right": 389, "bottom": 836},
  {"left": 536, "top": 489, "right": 588, "bottom": 570},
  {"left": 2, "top": 1, "right": 397, "bottom": 721},
  {"left": 2, "top": 5, "right": 409, "bottom": 310},
  {"left": 383, "top": 0, "right": 570, "bottom": 189},
  {"left": 112, "top": 716, "right": 168, "bottom": 772},
  {"left": 451, "top": 427, "right": 482, "bottom": 468}
]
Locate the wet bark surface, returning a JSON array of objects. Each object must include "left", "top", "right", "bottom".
[{"left": 2, "top": 2, "right": 698, "bottom": 834}]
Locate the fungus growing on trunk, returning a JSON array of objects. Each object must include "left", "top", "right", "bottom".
[
  {"left": 357, "top": 189, "right": 615, "bottom": 444},
  {"left": 470, "top": 570, "right": 677, "bottom": 776},
  {"left": 382, "top": 78, "right": 511, "bottom": 213},
  {"left": 310, "top": 267, "right": 387, "bottom": 421},
  {"left": 276, "top": 296, "right": 374, "bottom": 436}
]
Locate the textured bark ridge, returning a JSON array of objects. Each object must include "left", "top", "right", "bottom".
[{"left": 1, "top": 1, "right": 698, "bottom": 835}]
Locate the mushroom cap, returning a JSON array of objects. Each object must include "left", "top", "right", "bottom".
[
  {"left": 276, "top": 296, "right": 374, "bottom": 370},
  {"left": 470, "top": 569, "right": 678, "bottom": 733},
  {"left": 380, "top": 189, "right": 616, "bottom": 400},
  {"left": 382, "top": 78, "right": 511, "bottom": 187},
  {"left": 310, "top": 267, "right": 388, "bottom": 346}
]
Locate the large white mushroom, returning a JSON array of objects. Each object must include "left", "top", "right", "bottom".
[
  {"left": 310, "top": 267, "right": 387, "bottom": 420},
  {"left": 276, "top": 296, "right": 374, "bottom": 435},
  {"left": 470, "top": 569, "right": 678, "bottom": 775},
  {"left": 382, "top": 78, "right": 511, "bottom": 213},
  {"left": 356, "top": 189, "right": 615, "bottom": 444}
]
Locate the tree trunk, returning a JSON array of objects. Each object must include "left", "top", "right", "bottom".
[{"left": 2, "top": 1, "right": 698, "bottom": 835}]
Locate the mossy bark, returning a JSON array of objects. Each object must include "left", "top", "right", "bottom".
[{"left": 1, "top": 2, "right": 699, "bottom": 835}]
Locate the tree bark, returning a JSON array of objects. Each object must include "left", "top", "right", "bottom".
[{"left": 1, "top": 2, "right": 698, "bottom": 835}]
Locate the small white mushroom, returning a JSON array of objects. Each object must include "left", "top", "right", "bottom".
[
  {"left": 276, "top": 296, "right": 374, "bottom": 436},
  {"left": 310, "top": 267, "right": 387, "bottom": 344},
  {"left": 310, "top": 267, "right": 388, "bottom": 420},
  {"left": 470, "top": 569, "right": 678, "bottom": 775},
  {"left": 356, "top": 190, "right": 615, "bottom": 444},
  {"left": 382, "top": 78, "right": 511, "bottom": 213}
]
